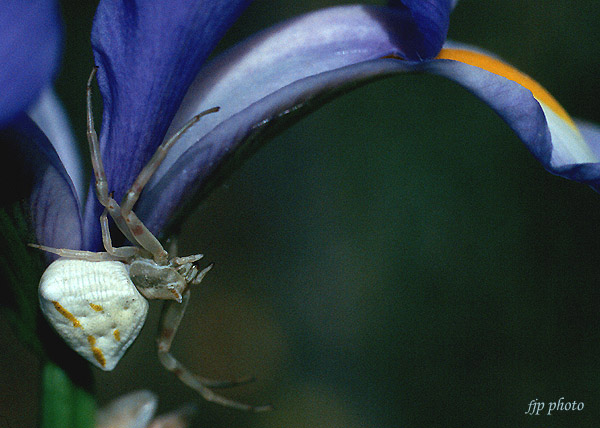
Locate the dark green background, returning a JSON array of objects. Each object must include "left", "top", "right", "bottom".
[{"left": 2, "top": 1, "right": 599, "bottom": 427}]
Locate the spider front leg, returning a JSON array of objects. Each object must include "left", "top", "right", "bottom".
[
  {"left": 100, "top": 209, "right": 140, "bottom": 259},
  {"left": 28, "top": 244, "right": 125, "bottom": 261},
  {"left": 86, "top": 67, "right": 143, "bottom": 249},
  {"left": 119, "top": 105, "right": 219, "bottom": 217},
  {"left": 86, "top": 67, "right": 219, "bottom": 264},
  {"left": 156, "top": 290, "right": 272, "bottom": 412},
  {"left": 117, "top": 107, "right": 218, "bottom": 263},
  {"left": 87, "top": 68, "right": 168, "bottom": 263}
]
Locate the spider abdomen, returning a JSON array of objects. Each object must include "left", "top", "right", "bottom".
[{"left": 39, "top": 258, "right": 149, "bottom": 370}]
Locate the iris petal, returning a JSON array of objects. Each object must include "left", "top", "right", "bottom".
[
  {"left": 137, "top": 5, "right": 432, "bottom": 234},
  {"left": 428, "top": 43, "right": 600, "bottom": 185},
  {"left": 388, "top": 0, "right": 453, "bottom": 60},
  {"left": 0, "top": 0, "right": 63, "bottom": 127},
  {"left": 89, "top": 0, "right": 252, "bottom": 202},
  {"left": 88, "top": 3, "right": 597, "bottom": 242},
  {"left": 138, "top": 28, "right": 599, "bottom": 233},
  {"left": 85, "top": 0, "right": 253, "bottom": 249},
  {"left": 28, "top": 88, "right": 84, "bottom": 202},
  {"left": 0, "top": 115, "right": 82, "bottom": 252}
]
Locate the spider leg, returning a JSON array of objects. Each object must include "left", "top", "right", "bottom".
[
  {"left": 116, "top": 107, "right": 219, "bottom": 264},
  {"left": 87, "top": 68, "right": 168, "bottom": 263},
  {"left": 100, "top": 209, "right": 141, "bottom": 259},
  {"left": 28, "top": 244, "right": 125, "bottom": 261},
  {"left": 156, "top": 291, "right": 271, "bottom": 412},
  {"left": 171, "top": 254, "right": 204, "bottom": 267},
  {"left": 190, "top": 263, "right": 213, "bottom": 285},
  {"left": 86, "top": 67, "right": 140, "bottom": 247},
  {"left": 120, "top": 106, "right": 219, "bottom": 216}
]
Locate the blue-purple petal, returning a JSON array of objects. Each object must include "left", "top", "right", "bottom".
[
  {"left": 1, "top": 115, "right": 82, "bottom": 253},
  {"left": 134, "top": 4, "right": 437, "bottom": 233},
  {"left": 150, "top": 5, "right": 425, "bottom": 187},
  {"left": 555, "top": 120, "right": 600, "bottom": 189},
  {"left": 28, "top": 88, "right": 84, "bottom": 202},
  {"left": 0, "top": 0, "right": 63, "bottom": 127},
  {"left": 388, "top": 0, "right": 452, "bottom": 60},
  {"left": 90, "top": 0, "right": 252, "bottom": 203},
  {"left": 137, "top": 57, "right": 420, "bottom": 234},
  {"left": 89, "top": 2, "right": 597, "bottom": 242},
  {"left": 134, "top": 11, "right": 598, "bottom": 233}
]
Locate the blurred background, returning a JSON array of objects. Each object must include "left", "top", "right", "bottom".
[{"left": 2, "top": 0, "right": 600, "bottom": 427}]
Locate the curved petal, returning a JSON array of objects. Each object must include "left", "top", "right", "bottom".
[
  {"left": 0, "top": 0, "right": 63, "bottom": 127},
  {"left": 387, "top": 0, "right": 452, "bottom": 59},
  {"left": 83, "top": 3, "right": 448, "bottom": 243},
  {"left": 90, "top": 0, "right": 252, "bottom": 204},
  {"left": 139, "top": 34, "right": 599, "bottom": 233},
  {"left": 0, "top": 115, "right": 82, "bottom": 252},
  {"left": 430, "top": 43, "right": 600, "bottom": 184},
  {"left": 28, "top": 88, "right": 84, "bottom": 202},
  {"left": 136, "top": 5, "right": 434, "bottom": 233},
  {"left": 137, "top": 57, "right": 420, "bottom": 234}
]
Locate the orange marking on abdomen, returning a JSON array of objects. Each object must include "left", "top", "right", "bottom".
[
  {"left": 52, "top": 301, "right": 82, "bottom": 328},
  {"left": 89, "top": 303, "right": 103, "bottom": 312},
  {"left": 113, "top": 329, "right": 121, "bottom": 341},
  {"left": 87, "top": 335, "right": 106, "bottom": 367},
  {"left": 436, "top": 48, "right": 576, "bottom": 128}
]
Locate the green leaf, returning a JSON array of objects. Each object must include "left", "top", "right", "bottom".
[
  {"left": 41, "top": 362, "right": 96, "bottom": 428},
  {"left": 0, "top": 203, "right": 44, "bottom": 354}
]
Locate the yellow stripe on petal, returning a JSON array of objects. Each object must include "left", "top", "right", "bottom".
[
  {"left": 437, "top": 48, "right": 597, "bottom": 164},
  {"left": 437, "top": 48, "right": 575, "bottom": 128}
]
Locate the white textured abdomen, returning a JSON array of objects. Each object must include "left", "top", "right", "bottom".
[{"left": 39, "top": 258, "right": 148, "bottom": 370}]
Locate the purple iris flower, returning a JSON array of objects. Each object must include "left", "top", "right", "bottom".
[
  {"left": 0, "top": 1, "right": 62, "bottom": 127},
  {"left": 2, "top": 0, "right": 600, "bottom": 268}
]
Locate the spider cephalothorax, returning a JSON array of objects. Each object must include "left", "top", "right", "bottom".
[{"left": 33, "top": 68, "right": 269, "bottom": 412}]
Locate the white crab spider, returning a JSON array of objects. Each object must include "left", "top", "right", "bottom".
[{"left": 32, "top": 68, "right": 270, "bottom": 412}]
